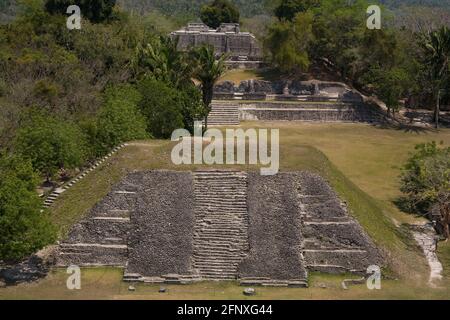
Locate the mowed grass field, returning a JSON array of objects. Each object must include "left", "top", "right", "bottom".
[{"left": 1, "top": 122, "right": 449, "bottom": 299}]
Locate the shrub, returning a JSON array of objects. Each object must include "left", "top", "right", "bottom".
[
  {"left": 14, "top": 110, "right": 88, "bottom": 180},
  {"left": 400, "top": 142, "right": 450, "bottom": 215},
  {"left": 0, "top": 152, "right": 56, "bottom": 262},
  {"left": 137, "top": 78, "right": 184, "bottom": 139},
  {"left": 91, "top": 85, "right": 148, "bottom": 156}
]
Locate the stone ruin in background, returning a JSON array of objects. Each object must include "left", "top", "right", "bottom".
[{"left": 170, "top": 23, "right": 263, "bottom": 69}]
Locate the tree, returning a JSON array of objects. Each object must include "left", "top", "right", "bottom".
[
  {"left": 420, "top": 26, "right": 450, "bottom": 129},
  {"left": 364, "top": 67, "right": 410, "bottom": 117},
  {"left": 178, "top": 84, "right": 208, "bottom": 134},
  {"left": 264, "top": 12, "right": 314, "bottom": 75},
  {"left": 190, "top": 45, "right": 227, "bottom": 129},
  {"left": 90, "top": 85, "right": 149, "bottom": 156},
  {"left": 400, "top": 142, "right": 450, "bottom": 215},
  {"left": 429, "top": 192, "right": 450, "bottom": 239},
  {"left": 14, "top": 110, "right": 88, "bottom": 180},
  {"left": 274, "top": 0, "right": 319, "bottom": 21},
  {"left": 45, "top": 0, "right": 116, "bottom": 23},
  {"left": 200, "top": 0, "right": 240, "bottom": 29},
  {"left": 0, "top": 152, "right": 56, "bottom": 262},
  {"left": 137, "top": 78, "right": 185, "bottom": 139},
  {"left": 132, "top": 36, "right": 193, "bottom": 88}
]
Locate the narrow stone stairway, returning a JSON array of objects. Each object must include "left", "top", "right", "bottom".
[
  {"left": 192, "top": 170, "right": 249, "bottom": 280},
  {"left": 206, "top": 103, "right": 240, "bottom": 126}
]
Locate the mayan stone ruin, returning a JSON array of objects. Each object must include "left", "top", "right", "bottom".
[
  {"left": 57, "top": 170, "right": 383, "bottom": 286},
  {"left": 207, "top": 79, "right": 385, "bottom": 125},
  {"left": 170, "top": 23, "right": 263, "bottom": 68}
]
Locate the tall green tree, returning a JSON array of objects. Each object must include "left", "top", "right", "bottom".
[
  {"left": 264, "top": 11, "right": 314, "bottom": 74},
  {"left": 132, "top": 36, "right": 193, "bottom": 89},
  {"left": 14, "top": 110, "right": 88, "bottom": 181},
  {"left": 88, "top": 85, "right": 149, "bottom": 156},
  {"left": 274, "top": 0, "right": 319, "bottom": 21},
  {"left": 364, "top": 67, "right": 411, "bottom": 117},
  {"left": 200, "top": 0, "right": 240, "bottom": 29},
  {"left": 0, "top": 152, "right": 56, "bottom": 262},
  {"left": 137, "top": 78, "right": 185, "bottom": 139},
  {"left": 420, "top": 26, "right": 450, "bottom": 129},
  {"left": 190, "top": 45, "right": 227, "bottom": 129}
]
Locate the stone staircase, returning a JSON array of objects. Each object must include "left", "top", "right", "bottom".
[
  {"left": 206, "top": 103, "right": 240, "bottom": 126},
  {"left": 192, "top": 171, "right": 249, "bottom": 280}
]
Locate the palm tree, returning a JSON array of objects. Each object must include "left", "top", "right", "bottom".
[
  {"left": 132, "top": 36, "right": 193, "bottom": 88},
  {"left": 191, "top": 45, "right": 228, "bottom": 129},
  {"left": 421, "top": 27, "right": 450, "bottom": 129}
]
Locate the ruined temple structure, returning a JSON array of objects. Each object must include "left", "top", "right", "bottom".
[
  {"left": 207, "top": 80, "right": 387, "bottom": 125},
  {"left": 170, "top": 23, "right": 263, "bottom": 69},
  {"left": 57, "top": 170, "right": 383, "bottom": 286}
]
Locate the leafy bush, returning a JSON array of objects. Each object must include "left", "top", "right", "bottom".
[
  {"left": 137, "top": 78, "right": 185, "bottom": 139},
  {"left": 173, "top": 84, "right": 205, "bottom": 133},
  {"left": 14, "top": 110, "right": 88, "bottom": 180},
  {"left": 0, "top": 152, "right": 56, "bottom": 262},
  {"left": 90, "top": 85, "right": 149, "bottom": 156},
  {"left": 400, "top": 142, "right": 450, "bottom": 214}
]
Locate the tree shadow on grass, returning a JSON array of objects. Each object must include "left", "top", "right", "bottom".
[{"left": 370, "top": 122, "right": 436, "bottom": 134}]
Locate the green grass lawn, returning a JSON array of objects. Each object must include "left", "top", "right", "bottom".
[
  {"left": 1, "top": 122, "right": 449, "bottom": 299},
  {"left": 219, "top": 69, "right": 262, "bottom": 84}
]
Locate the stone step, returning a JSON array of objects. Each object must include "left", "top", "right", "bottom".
[
  {"left": 194, "top": 235, "right": 247, "bottom": 241},
  {"left": 196, "top": 232, "right": 247, "bottom": 238},
  {"left": 193, "top": 171, "right": 248, "bottom": 280},
  {"left": 193, "top": 252, "right": 246, "bottom": 259},
  {"left": 194, "top": 199, "right": 247, "bottom": 204},
  {"left": 194, "top": 261, "right": 239, "bottom": 267},
  {"left": 196, "top": 225, "right": 247, "bottom": 230},
  {"left": 199, "top": 273, "right": 237, "bottom": 279},
  {"left": 196, "top": 186, "right": 243, "bottom": 190},
  {"left": 195, "top": 269, "right": 237, "bottom": 275}
]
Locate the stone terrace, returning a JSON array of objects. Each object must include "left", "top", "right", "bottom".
[{"left": 297, "top": 172, "right": 383, "bottom": 274}]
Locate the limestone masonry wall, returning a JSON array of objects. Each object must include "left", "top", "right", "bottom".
[
  {"left": 238, "top": 173, "right": 308, "bottom": 284},
  {"left": 126, "top": 171, "right": 195, "bottom": 278}
]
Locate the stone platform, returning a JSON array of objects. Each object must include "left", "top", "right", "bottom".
[{"left": 57, "top": 170, "right": 383, "bottom": 285}]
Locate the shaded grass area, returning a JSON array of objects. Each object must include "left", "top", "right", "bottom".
[
  {"left": 0, "top": 268, "right": 448, "bottom": 300},
  {"left": 218, "top": 68, "right": 303, "bottom": 84},
  {"left": 5, "top": 122, "right": 449, "bottom": 299},
  {"left": 219, "top": 69, "right": 262, "bottom": 84}
]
